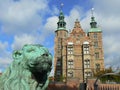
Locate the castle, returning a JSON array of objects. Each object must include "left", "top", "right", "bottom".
[{"left": 54, "top": 9, "right": 104, "bottom": 83}]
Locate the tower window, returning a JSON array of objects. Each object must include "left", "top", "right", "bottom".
[
  {"left": 95, "top": 52, "right": 99, "bottom": 59},
  {"left": 96, "top": 64, "right": 100, "bottom": 71},
  {"left": 67, "top": 46, "right": 73, "bottom": 55},
  {"left": 84, "top": 59, "right": 90, "bottom": 68},
  {"left": 56, "top": 70, "right": 61, "bottom": 76},
  {"left": 85, "top": 72, "right": 92, "bottom": 78},
  {"left": 83, "top": 45, "right": 89, "bottom": 54},
  {"left": 68, "top": 60, "right": 74, "bottom": 69},
  {"left": 94, "top": 42, "right": 98, "bottom": 48},
  {"left": 57, "top": 60, "right": 61, "bottom": 66},
  {"left": 94, "top": 33, "right": 97, "bottom": 39},
  {"left": 60, "top": 23, "right": 62, "bottom": 27},
  {"left": 68, "top": 71, "right": 73, "bottom": 77}
]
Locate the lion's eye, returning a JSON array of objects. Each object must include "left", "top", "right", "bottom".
[{"left": 42, "top": 53, "right": 48, "bottom": 56}]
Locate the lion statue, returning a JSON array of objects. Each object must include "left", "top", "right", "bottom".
[{"left": 0, "top": 44, "right": 52, "bottom": 90}]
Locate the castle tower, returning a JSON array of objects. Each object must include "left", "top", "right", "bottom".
[
  {"left": 88, "top": 9, "right": 104, "bottom": 73},
  {"left": 54, "top": 9, "right": 68, "bottom": 81}
]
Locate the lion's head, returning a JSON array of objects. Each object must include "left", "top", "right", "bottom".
[
  {"left": 0, "top": 44, "right": 52, "bottom": 90},
  {"left": 14, "top": 44, "right": 52, "bottom": 72}
]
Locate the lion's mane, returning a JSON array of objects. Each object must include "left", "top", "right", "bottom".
[{"left": 0, "top": 44, "right": 52, "bottom": 90}]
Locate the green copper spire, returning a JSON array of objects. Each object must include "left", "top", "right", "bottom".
[
  {"left": 57, "top": 10, "right": 66, "bottom": 30},
  {"left": 57, "top": 4, "right": 66, "bottom": 30},
  {"left": 89, "top": 8, "right": 102, "bottom": 32},
  {"left": 90, "top": 8, "right": 97, "bottom": 28}
]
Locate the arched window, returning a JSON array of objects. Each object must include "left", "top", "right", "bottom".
[{"left": 83, "top": 44, "right": 89, "bottom": 54}]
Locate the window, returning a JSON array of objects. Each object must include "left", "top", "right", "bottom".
[
  {"left": 96, "top": 64, "right": 100, "bottom": 71},
  {"left": 57, "top": 50, "right": 60, "bottom": 54},
  {"left": 83, "top": 45, "right": 89, "bottom": 54},
  {"left": 94, "top": 42, "right": 98, "bottom": 48},
  {"left": 95, "top": 52, "right": 99, "bottom": 59},
  {"left": 58, "top": 45, "right": 61, "bottom": 49},
  {"left": 57, "top": 60, "right": 61, "bottom": 66},
  {"left": 94, "top": 33, "right": 97, "bottom": 38},
  {"left": 68, "top": 71, "right": 73, "bottom": 77},
  {"left": 64, "top": 32, "right": 67, "bottom": 37},
  {"left": 67, "top": 46, "right": 73, "bottom": 55},
  {"left": 68, "top": 51, "right": 73, "bottom": 54},
  {"left": 56, "top": 70, "right": 61, "bottom": 76},
  {"left": 84, "top": 59, "right": 90, "bottom": 68},
  {"left": 68, "top": 60, "right": 74, "bottom": 69},
  {"left": 85, "top": 72, "right": 92, "bottom": 78}
]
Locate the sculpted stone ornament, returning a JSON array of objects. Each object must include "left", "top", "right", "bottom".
[{"left": 0, "top": 44, "right": 52, "bottom": 90}]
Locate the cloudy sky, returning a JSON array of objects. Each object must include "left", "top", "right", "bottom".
[{"left": 0, "top": 0, "right": 120, "bottom": 73}]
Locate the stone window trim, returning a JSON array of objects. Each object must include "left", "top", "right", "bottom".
[
  {"left": 67, "top": 60, "right": 74, "bottom": 69},
  {"left": 67, "top": 70, "right": 73, "bottom": 77},
  {"left": 84, "top": 59, "right": 90, "bottom": 68},
  {"left": 94, "top": 41, "right": 98, "bottom": 48},
  {"left": 83, "top": 44, "right": 89, "bottom": 54},
  {"left": 95, "top": 52, "right": 99, "bottom": 59}
]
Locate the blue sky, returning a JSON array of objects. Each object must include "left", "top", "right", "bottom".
[{"left": 0, "top": 0, "right": 120, "bottom": 72}]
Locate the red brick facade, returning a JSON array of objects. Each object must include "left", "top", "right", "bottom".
[{"left": 54, "top": 11, "right": 104, "bottom": 83}]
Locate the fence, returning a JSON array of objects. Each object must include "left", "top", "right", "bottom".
[
  {"left": 87, "top": 84, "right": 120, "bottom": 90},
  {"left": 87, "top": 73, "right": 120, "bottom": 90}
]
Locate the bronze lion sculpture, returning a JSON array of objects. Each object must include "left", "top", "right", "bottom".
[{"left": 0, "top": 44, "right": 52, "bottom": 90}]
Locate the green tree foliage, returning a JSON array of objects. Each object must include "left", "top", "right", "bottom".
[{"left": 94, "top": 67, "right": 120, "bottom": 83}]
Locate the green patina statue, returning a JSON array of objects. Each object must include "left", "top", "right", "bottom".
[{"left": 0, "top": 44, "right": 52, "bottom": 90}]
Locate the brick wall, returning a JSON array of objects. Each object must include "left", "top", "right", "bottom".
[{"left": 47, "top": 82, "right": 79, "bottom": 90}]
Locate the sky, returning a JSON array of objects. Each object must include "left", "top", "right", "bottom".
[{"left": 0, "top": 0, "right": 120, "bottom": 73}]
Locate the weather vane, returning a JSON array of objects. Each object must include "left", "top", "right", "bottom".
[
  {"left": 91, "top": 8, "right": 94, "bottom": 17},
  {"left": 60, "top": 3, "right": 64, "bottom": 11}
]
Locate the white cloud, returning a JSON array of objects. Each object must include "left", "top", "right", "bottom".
[
  {"left": 11, "top": 34, "right": 38, "bottom": 50},
  {"left": 91, "top": 0, "right": 120, "bottom": 67},
  {"left": 92, "top": 0, "right": 120, "bottom": 16},
  {"left": 103, "top": 36, "right": 120, "bottom": 55},
  {"left": 0, "top": 0, "right": 48, "bottom": 34},
  {"left": 44, "top": 16, "right": 58, "bottom": 33},
  {"left": 65, "top": 6, "right": 83, "bottom": 30}
]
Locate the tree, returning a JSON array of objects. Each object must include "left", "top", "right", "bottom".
[{"left": 94, "top": 67, "right": 120, "bottom": 83}]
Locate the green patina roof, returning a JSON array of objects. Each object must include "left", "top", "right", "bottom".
[
  {"left": 57, "top": 27, "right": 66, "bottom": 30},
  {"left": 89, "top": 28, "right": 102, "bottom": 32},
  {"left": 56, "top": 10, "right": 67, "bottom": 31}
]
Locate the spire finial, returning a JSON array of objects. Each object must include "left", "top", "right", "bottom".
[
  {"left": 57, "top": 3, "right": 66, "bottom": 30},
  {"left": 90, "top": 8, "right": 97, "bottom": 28},
  {"left": 60, "top": 3, "right": 64, "bottom": 11},
  {"left": 91, "top": 8, "right": 94, "bottom": 17}
]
